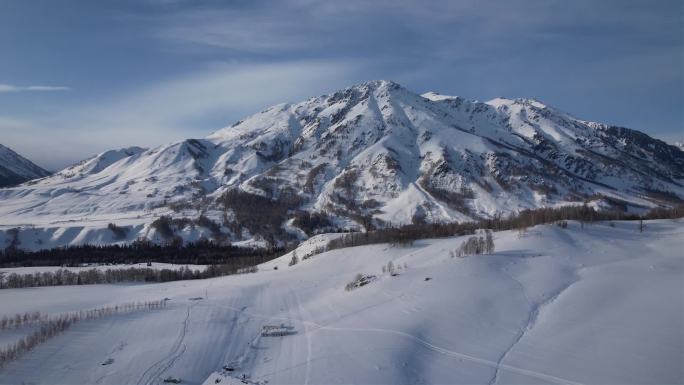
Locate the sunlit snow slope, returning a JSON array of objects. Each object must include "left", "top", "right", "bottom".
[{"left": 0, "top": 219, "right": 681, "bottom": 384}]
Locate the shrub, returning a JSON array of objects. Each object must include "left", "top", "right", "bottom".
[
  {"left": 107, "top": 223, "right": 129, "bottom": 240},
  {"left": 345, "top": 273, "right": 376, "bottom": 291},
  {"left": 288, "top": 253, "right": 299, "bottom": 267},
  {"left": 151, "top": 216, "right": 174, "bottom": 239}
]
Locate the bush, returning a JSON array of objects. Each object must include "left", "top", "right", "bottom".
[
  {"left": 107, "top": 223, "right": 129, "bottom": 240},
  {"left": 345, "top": 273, "right": 376, "bottom": 291},
  {"left": 151, "top": 216, "right": 174, "bottom": 239},
  {"left": 288, "top": 253, "right": 299, "bottom": 267}
]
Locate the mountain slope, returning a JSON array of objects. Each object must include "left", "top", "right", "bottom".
[
  {"left": 0, "top": 144, "right": 51, "bottom": 188},
  {"left": 0, "top": 81, "right": 682, "bottom": 248}
]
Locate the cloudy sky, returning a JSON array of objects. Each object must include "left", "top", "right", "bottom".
[{"left": 1, "top": 0, "right": 682, "bottom": 170}]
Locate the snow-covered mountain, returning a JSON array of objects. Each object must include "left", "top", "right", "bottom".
[
  {"left": 1, "top": 80, "right": 682, "bottom": 248},
  {"left": 0, "top": 144, "right": 51, "bottom": 188}
]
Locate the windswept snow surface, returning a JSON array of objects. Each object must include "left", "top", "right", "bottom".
[{"left": 0, "top": 220, "right": 682, "bottom": 384}]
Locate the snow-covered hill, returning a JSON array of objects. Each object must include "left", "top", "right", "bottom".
[
  {"left": 0, "top": 144, "right": 50, "bottom": 188},
  {"left": 1, "top": 81, "right": 682, "bottom": 249},
  {"left": 0, "top": 220, "right": 681, "bottom": 384}
]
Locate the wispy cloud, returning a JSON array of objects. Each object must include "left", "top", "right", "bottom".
[
  {"left": 1, "top": 60, "right": 364, "bottom": 170},
  {"left": 1, "top": 0, "right": 680, "bottom": 170},
  {"left": 71, "top": 60, "right": 363, "bottom": 139},
  {"left": 0, "top": 83, "right": 71, "bottom": 93}
]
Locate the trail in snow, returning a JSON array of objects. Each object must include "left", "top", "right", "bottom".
[
  {"left": 290, "top": 287, "right": 313, "bottom": 385},
  {"left": 488, "top": 267, "right": 580, "bottom": 385},
  {"left": 136, "top": 304, "right": 193, "bottom": 385},
  {"left": 211, "top": 297, "right": 584, "bottom": 385}
]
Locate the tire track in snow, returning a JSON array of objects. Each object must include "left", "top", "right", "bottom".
[
  {"left": 136, "top": 303, "right": 193, "bottom": 385},
  {"left": 488, "top": 267, "right": 580, "bottom": 385},
  {"left": 315, "top": 325, "right": 584, "bottom": 385},
  {"left": 211, "top": 301, "right": 584, "bottom": 385},
  {"left": 290, "top": 288, "right": 312, "bottom": 385}
]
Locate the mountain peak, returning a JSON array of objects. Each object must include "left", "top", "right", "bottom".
[
  {"left": 487, "top": 96, "right": 546, "bottom": 108},
  {"left": 421, "top": 91, "right": 462, "bottom": 102},
  {"left": 352, "top": 79, "right": 402, "bottom": 91},
  {"left": 330, "top": 80, "right": 409, "bottom": 101}
]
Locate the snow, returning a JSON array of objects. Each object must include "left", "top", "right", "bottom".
[
  {"left": 0, "top": 80, "right": 682, "bottom": 250},
  {"left": 0, "top": 219, "right": 681, "bottom": 384}
]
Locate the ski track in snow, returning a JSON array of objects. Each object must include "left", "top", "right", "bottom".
[
  {"left": 290, "top": 287, "right": 313, "bottom": 385},
  {"left": 136, "top": 303, "right": 193, "bottom": 385},
  {"left": 488, "top": 267, "right": 580, "bottom": 385},
  {"left": 212, "top": 295, "right": 583, "bottom": 385}
]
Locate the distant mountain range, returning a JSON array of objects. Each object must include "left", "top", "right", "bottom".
[
  {"left": 1, "top": 80, "right": 682, "bottom": 249},
  {"left": 0, "top": 144, "right": 51, "bottom": 188}
]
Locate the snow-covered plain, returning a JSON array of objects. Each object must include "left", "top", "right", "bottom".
[{"left": 0, "top": 219, "right": 682, "bottom": 385}]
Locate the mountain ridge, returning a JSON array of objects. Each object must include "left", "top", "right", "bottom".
[
  {"left": 0, "top": 144, "right": 51, "bottom": 188},
  {"left": 0, "top": 80, "right": 682, "bottom": 249}
]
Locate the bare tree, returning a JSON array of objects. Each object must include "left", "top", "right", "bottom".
[
  {"left": 485, "top": 230, "right": 495, "bottom": 254},
  {"left": 289, "top": 252, "right": 299, "bottom": 267},
  {"left": 387, "top": 261, "right": 395, "bottom": 275}
]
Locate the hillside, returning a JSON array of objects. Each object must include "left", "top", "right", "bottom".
[
  {"left": 0, "top": 144, "right": 51, "bottom": 188},
  {"left": 0, "top": 219, "right": 681, "bottom": 384},
  {"left": 1, "top": 81, "right": 682, "bottom": 249}
]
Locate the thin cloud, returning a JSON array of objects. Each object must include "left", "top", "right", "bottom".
[
  {"left": 0, "top": 84, "right": 71, "bottom": 93},
  {"left": 1, "top": 60, "right": 364, "bottom": 170}
]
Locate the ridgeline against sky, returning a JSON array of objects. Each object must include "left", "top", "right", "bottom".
[{"left": 0, "top": 0, "right": 681, "bottom": 170}]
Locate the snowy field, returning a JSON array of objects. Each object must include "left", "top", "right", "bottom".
[{"left": 0, "top": 219, "right": 682, "bottom": 384}]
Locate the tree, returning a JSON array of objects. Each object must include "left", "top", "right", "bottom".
[
  {"left": 387, "top": 261, "right": 395, "bottom": 275},
  {"left": 485, "top": 230, "right": 495, "bottom": 254},
  {"left": 289, "top": 252, "right": 299, "bottom": 267}
]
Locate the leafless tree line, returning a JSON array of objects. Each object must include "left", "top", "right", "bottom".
[
  {"left": 0, "top": 264, "right": 259, "bottom": 290},
  {"left": 325, "top": 205, "right": 683, "bottom": 253},
  {"left": 0, "top": 300, "right": 166, "bottom": 368}
]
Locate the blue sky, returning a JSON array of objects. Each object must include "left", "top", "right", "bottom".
[{"left": 1, "top": 0, "right": 682, "bottom": 170}]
